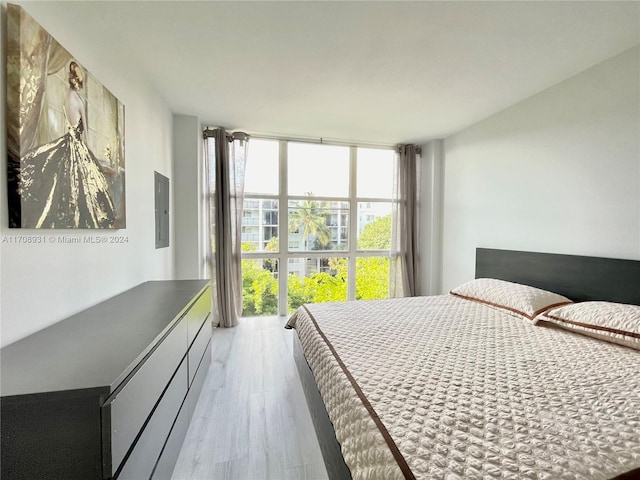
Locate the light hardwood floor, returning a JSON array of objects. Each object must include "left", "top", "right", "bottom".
[{"left": 172, "top": 316, "right": 329, "bottom": 480}]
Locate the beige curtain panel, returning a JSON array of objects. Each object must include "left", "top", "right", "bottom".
[
  {"left": 390, "top": 144, "right": 421, "bottom": 298},
  {"left": 204, "top": 129, "right": 249, "bottom": 328}
]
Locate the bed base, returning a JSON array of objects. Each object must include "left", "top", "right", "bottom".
[{"left": 293, "top": 333, "right": 352, "bottom": 480}]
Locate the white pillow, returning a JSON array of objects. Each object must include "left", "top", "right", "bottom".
[
  {"left": 450, "top": 278, "right": 572, "bottom": 321},
  {"left": 536, "top": 301, "right": 640, "bottom": 350}
]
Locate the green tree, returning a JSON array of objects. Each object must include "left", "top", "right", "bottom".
[
  {"left": 308, "top": 271, "right": 347, "bottom": 303},
  {"left": 289, "top": 193, "right": 331, "bottom": 249},
  {"left": 355, "top": 215, "right": 391, "bottom": 300},
  {"left": 241, "top": 258, "right": 278, "bottom": 316},
  {"left": 264, "top": 236, "right": 279, "bottom": 252},
  {"left": 241, "top": 242, "right": 278, "bottom": 316},
  {"left": 357, "top": 214, "right": 391, "bottom": 250},
  {"left": 287, "top": 258, "right": 348, "bottom": 312},
  {"left": 356, "top": 257, "right": 389, "bottom": 300},
  {"left": 241, "top": 242, "right": 257, "bottom": 253},
  {"left": 287, "top": 273, "right": 313, "bottom": 312}
]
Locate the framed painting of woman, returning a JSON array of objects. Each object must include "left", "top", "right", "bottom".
[{"left": 6, "top": 4, "right": 126, "bottom": 229}]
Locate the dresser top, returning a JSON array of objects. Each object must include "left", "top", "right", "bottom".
[{"left": 1, "top": 280, "right": 209, "bottom": 398}]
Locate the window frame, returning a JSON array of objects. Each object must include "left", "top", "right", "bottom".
[{"left": 240, "top": 138, "right": 396, "bottom": 315}]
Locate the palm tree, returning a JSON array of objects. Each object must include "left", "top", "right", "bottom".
[{"left": 289, "top": 193, "right": 331, "bottom": 249}]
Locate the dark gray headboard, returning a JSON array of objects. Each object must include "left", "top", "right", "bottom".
[{"left": 476, "top": 248, "right": 640, "bottom": 305}]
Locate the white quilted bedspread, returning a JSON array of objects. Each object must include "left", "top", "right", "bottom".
[{"left": 286, "top": 295, "right": 640, "bottom": 480}]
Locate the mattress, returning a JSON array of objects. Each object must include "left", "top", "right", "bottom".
[{"left": 286, "top": 294, "right": 640, "bottom": 480}]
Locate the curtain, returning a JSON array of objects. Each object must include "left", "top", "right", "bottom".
[
  {"left": 204, "top": 129, "right": 249, "bottom": 328},
  {"left": 389, "top": 145, "right": 421, "bottom": 297}
]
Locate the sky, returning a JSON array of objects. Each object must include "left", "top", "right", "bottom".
[{"left": 244, "top": 138, "right": 395, "bottom": 199}]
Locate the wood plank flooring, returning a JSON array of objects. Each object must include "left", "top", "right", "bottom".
[{"left": 171, "top": 316, "right": 329, "bottom": 480}]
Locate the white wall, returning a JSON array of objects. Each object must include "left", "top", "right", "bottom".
[
  {"left": 173, "top": 114, "right": 205, "bottom": 280},
  {"left": 0, "top": 3, "right": 176, "bottom": 347},
  {"left": 441, "top": 46, "right": 640, "bottom": 292},
  {"left": 419, "top": 140, "right": 444, "bottom": 296}
]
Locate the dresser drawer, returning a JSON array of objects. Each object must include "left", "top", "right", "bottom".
[
  {"left": 188, "top": 340, "right": 211, "bottom": 421},
  {"left": 150, "top": 399, "right": 189, "bottom": 480},
  {"left": 188, "top": 319, "right": 211, "bottom": 386},
  {"left": 105, "top": 315, "right": 189, "bottom": 475},
  {"left": 117, "top": 359, "right": 188, "bottom": 480},
  {"left": 186, "top": 287, "right": 211, "bottom": 348}
]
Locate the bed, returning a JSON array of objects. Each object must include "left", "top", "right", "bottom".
[{"left": 286, "top": 248, "right": 640, "bottom": 480}]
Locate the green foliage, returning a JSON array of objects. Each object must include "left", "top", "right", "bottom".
[
  {"left": 264, "top": 236, "right": 279, "bottom": 252},
  {"left": 287, "top": 259, "right": 347, "bottom": 312},
  {"left": 286, "top": 274, "right": 312, "bottom": 312},
  {"left": 358, "top": 214, "right": 391, "bottom": 250},
  {"left": 356, "top": 257, "right": 389, "bottom": 300},
  {"left": 241, "top": 210, "right": 393, "bottom": 316},
  {"left": 241, "top": 242, "right": 258, "bottom": 252},
  {"left": 241, "top": 258, "right": 278, "bottom": 316}
]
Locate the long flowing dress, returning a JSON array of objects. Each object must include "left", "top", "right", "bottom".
[{"left": 17, "top": 116, "right": 117, "bottom": 229}]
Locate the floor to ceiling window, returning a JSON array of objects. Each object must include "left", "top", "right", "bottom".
[{"left": 241, "top": 138, "right": 395, "bottom": 316}]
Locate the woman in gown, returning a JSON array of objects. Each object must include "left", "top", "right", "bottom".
[{"left": 18, "top": 61, "right": 117, "bottom": 229}]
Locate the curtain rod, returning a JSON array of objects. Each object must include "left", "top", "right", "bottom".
[
  {"left": 250, "top": 134, "right": 422, "bottom": 154},
  {"left": 247, "top": 130, "right": 401, "bottom": 150},
  {"left": 202, "top": 127, "right": 248, "bottom": 142},
  {"left": 202, "top": 127, "right": 421, "bottom": 152},
  {"left": 202, "top": 126, "right": 219, "bottom": 138}
]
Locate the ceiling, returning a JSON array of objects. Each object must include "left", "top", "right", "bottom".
[{"left": 18, "top": 1, "right": 640, "bottom": 145}]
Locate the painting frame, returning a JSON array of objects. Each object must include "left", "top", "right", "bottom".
[{"left": 6, "top": 3, "right": 125, "bottom": 229}]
